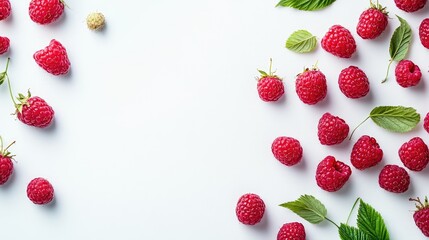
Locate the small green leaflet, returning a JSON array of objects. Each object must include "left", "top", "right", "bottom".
[
  {"left": 279, "top": 195, "right": 327, "bottom": 224},
  {"left": 350, "top": 106, "right": 420, "bottom": 139},
  {"left": 357, "top": 200, "right": 390, "bottom": 240},
  {"left": 339, "top": 224, "right": 370, "bottom": 240},
  {"left": 286, "top": 30, "right": 317, "bottom": 53},
  {"left": 383, "top": 15, "right": 412, "bottom": 83},
  {"left": 276, "top": 0, "right": 336, "bottom": 11}
]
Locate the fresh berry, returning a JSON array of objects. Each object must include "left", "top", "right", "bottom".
[
  {"left": 424, "top": 113, "right": 429, "bottom": 133},
  {"left": 419, "top": 18, "right": 429, "bottom": 49},
  {"left": 34, "top": 39, "right": 70, "bottom": 75},
  {"left": 235, "top": 193, "right": 265, "bottom": 225},
  {"left": 272, "top": 137, "right": 303, "bottom": 166},
  {"left": 277, "top": 222, "right": 306, "bottom": 240},
  {"left": 321, "top": 25, "right": 356, "bottom": 58},
  {"left": 410, "top": 197, "right": 429, "bottom": 237},
  {"left": 0, "top": 0, "right": 11, "bottom": 21},
  {"left": 394, "top": 0, "right": 426, "bottom": 12},
  {"left": 357, "top": 2, "right": 388, "bottom": 39},
  {"left": 395, "top": 60, "right": 422, "bottom": 88},
  {"left": 399, "top": 137, "right": 429, "bottom": 171},
  {"left": 316, "top": 156, "right": 352, "bottom": 192},
  {"left": 295, "top": 68, "right": 327, "bottom": 105},
  {"left": 0, "top": 36, "right": 9, "bottom": 55},
  {"left": 257, "top": 59, "right": 284, "bottom": 102},
  {"left": 29, "top": 0, "right": 65, "bottom": 24},
  {"left": 15, "top": 91, "right": 55, "bottom": 128},
  {"left": 338, "top": 66, "right": 370, "bottom": 99},
  {"left": 27, "top": 177, "right": 54, "bottom": 205},
  {"left": 0, "top": 137, "right": 14, "bottom": 185},
  {"left": 317, "top": 113, "right": 349, "bottom": 145},
  {"left": 87, "top": 12, "right": 105, "bottom": 31},
  {"left": 351, "top": 135, "right": 383, "bottom": 170},
  {"left": 379, "top": 165, "right": 410, "bottom": 193}
]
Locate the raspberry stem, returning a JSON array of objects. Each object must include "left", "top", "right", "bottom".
[
  {"left": 346, "top": 198, "right": 361, "bottom": 225},
  {"left": 2, "top": 58, "right": 18, "bottom": 108},
  {"left": 325, "top": 217, "right": 340, "bottom": 228},
  {"left": 382, "top": 59, "right": 393, "bottom": 83},
  {"left": 269, "top": 58, "right": 273, "bottom": 75},
  {"left": 349, "top": 116, "right": 370, "bottom": 140}
]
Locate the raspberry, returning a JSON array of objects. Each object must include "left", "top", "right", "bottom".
[
  {"left": 34, "top": 39, "right": 70, "bottom": 75},
  {"left": 29, "top": 0, "right": 64, "bottom": 24},
  {"left": 87, "top": 12, "right": 105, "bottom": 31},
  {"left": 295, "top": 68, "right": 327, "bottom": 105},
  {"left": 351, "top": 135, "right": 383, "bottom": 170},
  {"left": 379, "top": 165, "right": 410, "bottom": 193},
  {"left": 395, "top": 60, "right": 422, "bottom": 88},
  {"left": 338, "top": 66, "right": 370, "bottom": 99},
  {"left": 0, "top": 0, "right": 11, "bottom": 21},
  {"left": 399, "top": 137, "right": 429, "bottom": 171},
  {"left": 0, "top": 137, "right": 14, "bottom": 185},
  {"left": 27, "top": 177, "right": 54, "bottom": 205},
  {"left": 356, "top": 2, "right": 388, "bottom": 39},
  {"left": 317, "top": 113, "right": 349, "bottom": 145},
  {"left": 235, "top": 193, "right": 265, "bottom": 225},
  {"left": 0, "top": 36, "right": 9, "bottom": 55},
  {"left": 277, "top": 222, "right": 306, "bottom": 240},
  {"left": 410, "top": 197, "right": 429, "bottom": 237},
  {"left": 316, "top": 156, "right": 352, "bottom": 192},
  {"left": 394, "top": 0, "right": 426, "bottom": 12},
  {"left": 15, "top": 91, "right": 55, "bottom": 128},
  {"left": 419, "top": 18, "right": 429, "bottom": 49},
  {"left": 321, "top": 25, "right": 356, "bottom": 58},
  {"left": 257, "top": 59, "right": 284, "bottom": 102},
  {"left": 424, "top": 113, "right": 429, "bottom": 134},
  {"left": 272, "top": 137, "right": 303, "bottom": 166}
]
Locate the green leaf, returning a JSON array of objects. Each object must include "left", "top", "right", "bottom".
[
  {"left": 258, "top": 70, "right": 268, "bottom": 76},
  {"left": 276, "top": 0, "right": 336, "bottom": 10},
  {"left": 389, "top": 15, "right": 411, "bottom": 61},
  {"left": 339, "top": 224, "right": 371, "bottom": 240},
  {"left": 286, "top": 30, "right": 317, "bottom": 53},
  {"left": 370, "top": 106, "right": 420, "bottom": 133},
  {"left": 279, "top": 195, "right": 327, "bottom": 224},
  {"left": 357, "top": 200, "right": 390, "bottom": 240}
]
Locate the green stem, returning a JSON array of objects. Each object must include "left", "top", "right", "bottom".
[
  {"left": 325, "top": 217, "right": 340, "bottom": 228},
  {"left": 0, "top": 135, "right": 3, "bottom": 151},
  {"left": 269, "top": 58, "right": 273, "bottom": 75},
  {"left": 3, "top": 58, "right": 17, "bottom": 107},
  {"left": 4, "top": 141, "right": 15, "bottom": 152},
  {"left": 346, "top": 198, "right": 361, "bottom": 225},
  {"left": 382, "top": 59, "right": 393, "bottom": 83},
  {"left": 349, "top": 116, "right": 370, "bottom": 140}
]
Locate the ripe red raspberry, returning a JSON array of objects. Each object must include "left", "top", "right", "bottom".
[
  {"left": 317, "top": 113, "right": 349, "bottom": 145},
  {"left": 27, "top": 177, "right": 54, "bottom": 204},
  {"left": 0, "top": 36, "right": 9, "bottom": 55},
  {"left": 357, "top": 2, "right": 388, "bottom": 39},
  {"left": 272, "top": 137, "right": 303, "bottom": 166},
  {"left": 395, "top": 60, "right": 422, "bottom": 88},
  {"left": 235, "top": 193, "right": 265, "bottom": 225},
  {"left": 394, "top": 0, "right": 426, "bottom": 12},
  {"left": 419, "top": 18, "right": 429, "bottom": 49},
  {"left": 321, "top": 25, "right": 356, "bottom": 58},
  {"left": 15, "top": 91, "right": 55, "bottom": 128},
  {"left": 338, "top": 66, "right": 370, "bottom": 99},
  {"left": 277, "top": 222, "right": 306, "bottom": 240},
  {"left": 316, "top": 156, "right": 352, "bottom": 192},
  {"left": 379, "top": 165, "right": 410, "bottom": 193},
  {"left": 29, "top": 0, "right": 64, "bottom": 24},
  {"left": 424, "top": 113, "right": 429, "bottom": 134},
  {"left": 351, "top": 135, "right": 383, "bottom": 170},
  {"left": 295, "top": 68, "right": 327, "bottom": 105},
  {"left": 0, "top": 0, "right": 11, "bottom": 21},
  {"left": 399, "top": 137, "right": 429, "bottom": 171},
  {"left": 0, "top": 137, "right": 14, "bottom": 185},
  {"left": 257, "top": 59, "right": 284, "bottom": 102},
  {"left": 410, "top": 197, "right": 429, "bottom": 237},
  {"left": 34, "top": 39, "right": 70, "bottom": 75}
]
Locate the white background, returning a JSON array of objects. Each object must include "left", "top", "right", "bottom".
[{"left": 0, "top": 0, "right": 428, "bottom": 239}]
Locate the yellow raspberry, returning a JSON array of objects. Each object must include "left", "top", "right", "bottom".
[{"left": 86, "top": 12, "right": 105, "bottom": 31}]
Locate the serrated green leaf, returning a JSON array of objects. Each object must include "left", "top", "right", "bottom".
[
  {"left": 357, "top": 200, "right": 390, "bottom": 240},
  {"left": 389, "top": 15, "right": 411, "bottom": 61},
  {"left": 370, "top": 106, "right": 420, "bottom": 133},
  {"left": 286, "top": 30, "right": 317, "bottom": 53},
  {"left": 276, "top": 0, "right": 336, "bottom": 10},
  {"left": 279, "top": 195, "right": 327, "bottom": 224},
  {"left": 339, "top": 224, "right": 371, "bottom": 240}
]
